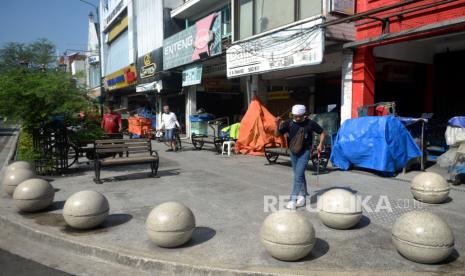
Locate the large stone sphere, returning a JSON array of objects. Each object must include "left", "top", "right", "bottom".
[
  {"left": 260, "top": 210, "right": 315, "bottom": 261},
  {"left": 392, "top": 211, "right": 454, "bottom": 264},
  {"left": 7, "top": 161, "right": 34, "bottom": 172},
  {"left": 317, "top": 189, "right": 362, "bottom": 229},
  {"left": 13, "top": 178, "right": 54, "bottom": 212},
  {"left": 2, "top": 168, "right": 35, "bottom": 196},
  {"left": 411, "top": 172, "right": 449, "bottom": 204},
  {"left": 63, "top": 190, "right": 109, "bottom": 229},
  {"left": 146, "top": 202, "right": 195, "bottom": 248}
]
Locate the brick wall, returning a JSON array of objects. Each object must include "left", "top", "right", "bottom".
[{"left": 356, "top": 0, "right": 465, "bottom": 40}]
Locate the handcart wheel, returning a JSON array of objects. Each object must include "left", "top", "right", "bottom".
[
  {"left": 191, "top": 135, "right": 204, "bottom": 150},
  {"left": 265, "top": 152, "right": 279, "bottom": 163},
  {"left": 311, "top": 149, "right": 329, "bottom": 172},
  {"left": 175, "top": 134, "right": 182, "bottom": 151},
  {"left": 214, "top": 140, "right": 223, "bottom": 153},
  {"left": 452, "top": 175, "right": 462, "bottom": 186}
]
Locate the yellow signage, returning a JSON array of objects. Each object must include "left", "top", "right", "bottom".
[
  {"left": 104, "top": 64, "right": 137, "bottom": 91},
  {"left": 267, "top": 91, "right": 290, "bottom": 101},
  {"left": 107, "top": 15, "right": 128, "bottom": 43}
]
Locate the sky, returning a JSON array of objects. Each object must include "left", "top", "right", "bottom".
[{"left": 0, "top": 0, "right": 98, "bottom": 56}]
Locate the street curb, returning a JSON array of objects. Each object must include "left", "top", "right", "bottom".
[
  {"left": 0, "top": 127, "right": 19, "bottom": 177},
  {"left": 0, "top": 213, "right": 446, "bottom": 276},
  {"left": 0, "top": 132, "right": 457, "bottom": 276},
  {"left": 0, "top": 213, "right": 284, "bottom": 276}
]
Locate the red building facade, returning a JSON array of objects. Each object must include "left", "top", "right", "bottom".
[{"left": 349, "top": 0, "right": 465, "bottom": 118}]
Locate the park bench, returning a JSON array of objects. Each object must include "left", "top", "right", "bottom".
[{"left": 93, "top": 138, "right": 159, "bottom": 184}]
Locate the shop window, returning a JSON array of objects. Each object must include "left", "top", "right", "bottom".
[
  {"left": 89, "top": 65, "right": 100, "bottom": 88},
  {"left": 255, "top": 0, "right": 294, "bottom": 34},
  {"left": 300, "top": 0, "right": 322, "bottom": 20},
  {"left": 221, "top": 5, "right": 232, "bottom": 38},
  {"left": 184, "top": 5, "right": 232, "bottom": 38},
  {"left": 239, "top": 0, "right": 253, "bottom": 40},
  {"left": 236, "top": 0, "right": 322, "bottom": 40}
]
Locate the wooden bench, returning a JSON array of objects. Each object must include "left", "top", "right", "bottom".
[{"left": 93, "top": 138, "right": 159, "bottom": 184}]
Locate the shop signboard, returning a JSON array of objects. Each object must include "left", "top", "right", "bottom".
[
  {"left": 226, "top": 18, "right": 324, "bottom": 78},
  {"left": 163, "top": 13, "right": 222, "bottom": 70},
  {"left": 88, "top": 55, "right": 99, "bottom": 64},
  {"left": 330, "top": 0, "right": 355, "bottom": 15},
  {"left": 103, "top": 0, "right": 126, "bottom": 29},
  {"left": 136, "top": 48, "right": 163, "bottom": 83},
  {"left": 182, "top": 63, "right": 202, "bottom": 87},
  {"left": 104, "top": 64, "right": 137, "bottom": 91}
]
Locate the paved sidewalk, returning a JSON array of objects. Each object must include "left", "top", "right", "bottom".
[{"left": 0, "top": 140, "right": 464, "bottom": 275}]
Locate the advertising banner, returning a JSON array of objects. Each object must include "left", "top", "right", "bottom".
[
  {"left": 226, "top": 18, "right": 324, "bottom": 78},
  {"left": 163, "top": 13, "right": 222, "bottom": 70},
  {"left": 104, "top": 64, "right": 136, "bottom": 91},
  {"left": 182, "top": 63, "right": 203, "bottom": 87}
]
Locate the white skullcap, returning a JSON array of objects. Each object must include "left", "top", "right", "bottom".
[{"left": 291, "top": 104, "right": 306, "bottom": 116}]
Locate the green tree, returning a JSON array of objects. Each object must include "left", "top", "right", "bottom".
[
  {"left": 0, "top": 42, "right": 32, "bottom": 72},
  {"left": 0, "top": 68, "right": 89, "bottom": 131},
  {"left": 28, "top": 38, "right": 56, "bottom": 68},
  {"left": 0, "top": 39, "right": 89, "bottom": 132}
]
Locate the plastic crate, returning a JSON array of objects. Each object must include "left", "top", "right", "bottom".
[
  {"left": 191, "top": 121, "right": 208, "bottom": 136},
  {"left": 128, "top": 117, "right": 152, "bottom": 136}
]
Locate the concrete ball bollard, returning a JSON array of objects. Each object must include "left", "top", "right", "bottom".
[
  {"left": 146, "top": 202, "right": 196, "bottom": 248},
  {"left": 13, "top": 178, "right": 55, "bottom": 212},
  {"left": 2, "top": 168, "right": 35, "bottom": 196},
  {"left": 260, "top": 210, "right": 315, "bottom": 261},
  {"left": 63, "top": 191, "right": 109, "bottom": 229},
  {"left": 392, "top": 211, "right": 454, "bottom": 264},
  {"left": 411, "top": 172, "right": 450, "bottom": 204},
  {"left": 318, "top": 188, "right": 362, "bottom": 229},
  {"left": 7, "top": 161, "right": 34, "bottom": 172}
]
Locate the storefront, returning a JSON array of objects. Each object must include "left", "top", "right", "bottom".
[
  {"left": 135, "top": 48, "right": 182, "bottom": 124},
  {"left": 343, "top": 0, "right": 465, "bottom": 122},
  {"left": 227, "top": 14, "right": 353, "bottom": 119},
  {"left": 163, "top": 10, "right": 240, "bottom": 136},
  {"left": 100, "top": 0, "right": 137, "bottom": 109},
  {"left": 103, "top": 64, "right": 137, "bottom": 106}
]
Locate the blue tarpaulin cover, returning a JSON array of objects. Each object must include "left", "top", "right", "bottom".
[
  {"left": 448, "top": 116, "right": 465, "bottom": 128},
  {"left": 330, "top": 116, "right": 422, "bottom": 173}
]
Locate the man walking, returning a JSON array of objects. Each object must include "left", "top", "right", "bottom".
[
  {"left": 275, "top": 104, "right": 325, "bottom": 210},
  {"left": 158, "top": 105, "right": 181, "bottom": 152}
]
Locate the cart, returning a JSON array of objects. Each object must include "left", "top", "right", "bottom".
[
  {"left": 191, "top": 117, "right": 229, "bottom": 152},
  {"left": 309, "top": 112, "right": 339, "bottom": 172},
  {"left": 449, "top": 142, "right": 465, "bottom": 185},
  {"left": 128, "top": 116, "right": 152, "bottom": 138}
]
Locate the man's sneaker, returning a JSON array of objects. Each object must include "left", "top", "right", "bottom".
[
  {"left": 296, "top": 196, "right": 306, "bottom": 207},
  {"left": 285, "top": 201, "right": 296, "bottom": 210}
]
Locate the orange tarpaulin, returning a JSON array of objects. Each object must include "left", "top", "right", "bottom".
[{"left": 235, "top": 97, "right": 287, "bottom": 156}]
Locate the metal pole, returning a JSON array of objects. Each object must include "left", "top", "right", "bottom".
[{"left": 95, "top": 6, "right": 105, "bottom": 117}]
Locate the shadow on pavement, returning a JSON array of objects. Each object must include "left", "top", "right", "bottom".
[
  {"left": 61, "top": 214, "right": 133, "bottom": 236},
  {"left": 178, "top": 226, "right": 216, "bottom": 248},
  {"left": 100, "top": 169, "right": 180, "bottom": 183},
  {"left": 43, "top": 200, "right": 65, "bottom": 212},
  {"left": 350, "top": 215, "right": 371, "bottom": 230},
  {"left": 299, "top": 238, "right": 329, "bottom": 262}
]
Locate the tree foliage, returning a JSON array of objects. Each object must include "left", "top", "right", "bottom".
[
  {"left": 0, "top": 38, "right": 56, "bottom": 72},
  {"left": 0, "top": 39, "right": 90, "bottom": 132}
]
